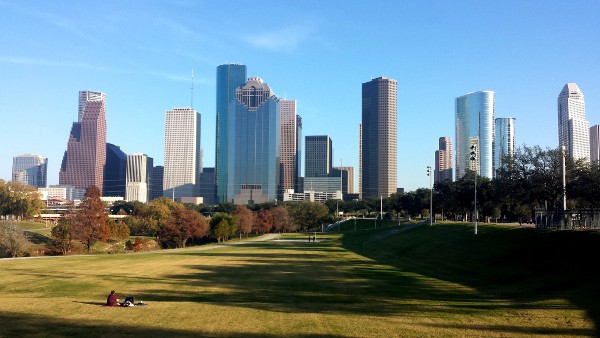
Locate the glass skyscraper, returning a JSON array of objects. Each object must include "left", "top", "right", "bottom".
[
  {"left": 216, "top": 64, "right": 247, "bottom": 203},
  {"left": 12, "top": 154, "right": 47, "bottom": 188},
  {"left": 226, "top": 77, "right": 280, "bottom": 204},
  {"left": 494, "top": 117, "right": 515, "bottom": 176},
  {"left": 455, "top": 91, "right": 495, "bottom": 179},
  {"left": 103, "top": 143, "right": 127, "bottom": 197}
]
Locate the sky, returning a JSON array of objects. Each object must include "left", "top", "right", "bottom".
[{"left": 1, "top": 0, "right": 599, "bottom": 192}]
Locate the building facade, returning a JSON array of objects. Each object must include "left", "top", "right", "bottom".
[
  {"left": 126, "top": 153, "right": 153, "bottom": 203},
  {"left": 38, "top": 185, "right": 86, "bottom": 201},
  {"left": 295, "top": 115, "right": 303, "bottom": 193},
  {"left": 331, "top": 166, "right": 355, "bottom": 195},
  {"left": 103, "top": 143, "right": 127, "bottom": 197},
  {"left": 305, "top": 135, "right": 333, "bottom": 177},
  {"left": 198, "top": 167, "right": 217, "bottom": 205},
  {"left": 216, "top": 64, "right": 248, "bottom": 203},
  {"left": 279, "top": 99, "right": 300, "bottom": 197},
  {"left": 434, "top": 137, "right": 453, "bottom": 183},
  {"left": 558, "top": 83, "right": 590, "bottom": 161},
  {"left": 163, "top": 108, "right": 201, "bottom": 200},
  {"left": 12, "top": 154, "right": 47, "bottom": 188},
  {"left": 59, "top": 90, "right": 107, "bottom": 193},
  {"left": 227, "top": 77, "right": 280, "bottom": 204},
  {"left": 494, "top": 117, "right": 516, "bottom": 176},
  {"left": 149, "top": 166, "right": 164, "bottom": 201},
  {"left": 455, "top": 91, "right": 495, "bottom": 179},
  {"left": 591, "top": 125, "right": 600, "bottom": 163},
  {"left": 361, "top": 77, "right": 397, "bottom": 198}
]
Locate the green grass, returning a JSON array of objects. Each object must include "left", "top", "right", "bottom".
[{"left": 0, "top": 223, "right": 597, "bottom": 337}]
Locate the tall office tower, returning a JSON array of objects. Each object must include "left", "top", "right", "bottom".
[
  {"left": 59, "top": 90, "right": 107, "bottom": 193},
  {"left": 227, "top": 77, "right": 280, "bottom": 204},
  {"left": 361, "top": 77, "right": 397, "bottom": 198},
  {"left": 358, "top": 123, "right": 362, "bottom": 197},
  {"left": 216, "top": 63, "right": 248, "bottom": 203},
  {"left": 78, "top": 91, "right": 105, "bottom": 122},
  {"left": 434, "top": 137, "right": 453, "bottom": 183},
  {"left": 126, "top": 153, "right": 153, "bottom": 203},
  {"left": 279, "top": 99, "right": 299, "bottom": 197},
  {"left": 103, "top": 143, "right": 127, "bottom": 197},
  {"left": 295, "top": 115, "right": 303, "bottom": 193},
  {"left": 12, "top": 154, "right": 47, "bottom": 188},
  {"left": 305, "top": 135, "right": 333, "bottom": 177},
  {"left": 558, "top": 83, "right": 590, "bottom": 161},
  {"left": 591, "top": 125, "right": 600, "bottom": 163},
  {"left": 494, "top": 117, "right": 516, "bottom": 175},
  {"left": 163, "top": 108, "right": 202, "bottom": 200},
  {"left": 198, "top": 167, "right": 217, "bottom": 205},
  {"left": 149, "top": 166, "right": 164, "bottom": 201},
  {"left": 455, "top": 91, "right": 495, "bottom": 179},
  {"left": 331, "top": 166, "right": 355, "bottom": 194}
]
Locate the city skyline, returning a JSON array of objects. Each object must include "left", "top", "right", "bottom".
[{"left": 1, "top": 1, "right": 599, "bottom": 192}]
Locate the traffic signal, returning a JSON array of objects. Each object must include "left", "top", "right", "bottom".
[{"left": 470, "top": 145, "right": 477, "bottom": 161}]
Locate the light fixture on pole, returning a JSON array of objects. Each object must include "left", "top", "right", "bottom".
[
  {"left": 470, "top": 144, "right": 478, "bottom": 235},
  {"left": 427, "top": 165, "right": 432, "bottom": 226}
]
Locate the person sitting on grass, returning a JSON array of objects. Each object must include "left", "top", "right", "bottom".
[{"left": 106, "top": 290, "right": 120, "bottom": 306}]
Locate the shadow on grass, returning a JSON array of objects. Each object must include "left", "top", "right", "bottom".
[
  {"left": 0, "top": 311, "right": 345, "bottom": 338},
  {"left": 341, "top": 223, "right": 600, "bottom": 335}
]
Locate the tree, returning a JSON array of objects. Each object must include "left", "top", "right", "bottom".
[
  {"left": 69, "top": 185, "right": 111, "bottom": 252},
  {"left": 232, "top": 205, "right": 254, "bottom": 239},
  {"left": 160, "top": 206, "right": 208, "bottom": 248},
  {"left": 0, "top": 224, "right": 30, "bottom": 258},
  {"left": 107, "top": 218, "right": 130, "bottom": 240},
  {"left": 209, "top": 213, "right": 235, "bottom": 242},
  {"left": 285, "top": 201, "right": 329, "bottom": 231},
  {"left": 270, "top": 206, "right": 290, "bottom": 232},
  {"left": 255, "top": 208, "right": 273, "bottom": 233},
  {"left": 47, "top": 218, "right": 72, "bottom": 255},
  {"left": 0, "top": 180, "right": 44, "bottom": 219}
]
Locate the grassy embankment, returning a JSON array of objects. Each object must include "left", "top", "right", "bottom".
[{"left": 0, "top": 222, "right": 597, "bottom": 337}]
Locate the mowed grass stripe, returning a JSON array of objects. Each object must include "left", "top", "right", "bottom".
[{"left": 0, "top": 226, "right": 596, "bottom": 337}]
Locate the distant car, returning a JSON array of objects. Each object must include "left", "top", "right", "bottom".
[{"left": 521, "top": 217, "right": 533, "bottom": 224}]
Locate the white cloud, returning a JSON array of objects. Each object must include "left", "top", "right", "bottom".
[{"left": 245, "top": 25, "right": 315, "bottom": 51}]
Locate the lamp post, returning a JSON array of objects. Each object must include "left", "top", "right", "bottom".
[
  {"left": 427, "top": 166, "right": 432, "bottom": 226},
  {"left": 470, "top": 144, "right": 478, "bottom": 235},
  {"left": 562, "top": 145, "right": 567, "bottom": 229}
]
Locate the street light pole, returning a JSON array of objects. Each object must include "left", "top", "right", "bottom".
[
  {"left": 427, "top": 166, "right": 432, "bottom": 226},
  {"left": 562, "top": 145, "right": 567, "bottom": 211},
  {"left": 470, "top": 144, "right": 478, "bottom": 235}
]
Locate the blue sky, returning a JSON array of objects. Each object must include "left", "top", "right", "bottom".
[{"left": 1, "top": 0, "right": 599, "bottom": 191}]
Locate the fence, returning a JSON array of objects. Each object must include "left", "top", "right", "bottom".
[{"left": 534, "top": 208, "right": 600, "bottom": 229}]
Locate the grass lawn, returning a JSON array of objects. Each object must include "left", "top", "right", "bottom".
[{"left": 0, "top": 223, "right": 597, "bottom": 337}]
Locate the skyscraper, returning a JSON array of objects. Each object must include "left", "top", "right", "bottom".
[
  {"left": 59, "top": 90, "right": 107, "bottom": 193},
  {"left": 12, "top": 154, "right": 47, "bottom": 188},
  {"left": 126, "top": 153, "right": 153, "bottom": 203},
  {"left": 591, "top": 125, "right": 600, "bottom": 163},
  {"left": 216, "top": 64, "right": 247, "bottom": 203},
  {"left": 361, "top": 77, "right": 397, "bottom": 198},
  {"left": 331, "top": 166, "right": 355, "bottom": 194},
  {"left": 227, "top": 77, "right": 280, "bottom": 204},
  {"left": 358, "top": 123, "right": 362, "bottom": 197},
  {"left": 305, "top": 135, "right": 333, "bottom": 178},
  {"left": 558, "top": 83, "right": 590, "bottom": 161},
  {"left": 295, "top": 115, "right": 303, "bottom": 193},
  {"left": 149, "top": 166, "right": 164, "bottom": 201},
  {"left": 103, "top": 143, "right": 127, "bottom": 197},
  {"left": 455, "top": 91, "right": 495, "bottom": 179},
  {"left": 494, "top": 117, "right": 516, "bottom": 175},
  {"left": 279, "top": 99, "right": 300, "bottom": 197},
  {"left": 434, "top": 137, "right": 453, "bottom": 183},
  {"left": 163, "top": 108, "right": 201, "bottom": 200}
]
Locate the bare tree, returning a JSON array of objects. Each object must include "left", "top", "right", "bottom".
[{"left": 0, "top": 224, "right": 30, "bottom": 258}]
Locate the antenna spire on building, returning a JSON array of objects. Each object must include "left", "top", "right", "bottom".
[{"left": 191, "top": 69, "right": 194, "bottom": 109}]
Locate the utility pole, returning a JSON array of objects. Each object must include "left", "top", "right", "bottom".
[
  {"left": 427, "top": 165, "right": 432, "bottom": 226},
  {"left": 470, "top": 144, "right": 478, "bottom": 235}
]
